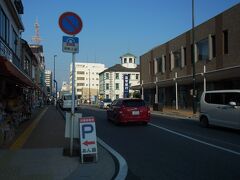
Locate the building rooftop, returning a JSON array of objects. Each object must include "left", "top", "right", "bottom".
[
  {"left": 120, "top": 53, "right": 137, "bottom": 58},
  {"left": 100, "top": 64, "right": 140, "bottom": 74}
]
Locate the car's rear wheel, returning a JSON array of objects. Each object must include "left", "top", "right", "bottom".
[{"left": 200, "top": 116, "right": 209, "bottom": 128}]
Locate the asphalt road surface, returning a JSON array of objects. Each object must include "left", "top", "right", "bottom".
[{"left": 80, "top": 105, "right": 240, "bottom": 180}]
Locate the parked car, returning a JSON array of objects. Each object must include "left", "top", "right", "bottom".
[
  {"left": 199, "top": 90, "right": 240, "bottom": 129},
  {"left": 99, "top": 99, "right": 112, "bottom": 109},
  {"left": 107, "top": 98, "right": 150, "bottom": 125}
]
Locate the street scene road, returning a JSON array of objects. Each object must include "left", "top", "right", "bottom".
[
  {"left": 1, "top": 1, "right": 240, "bottom": 180},
  {"left": 80, "top": 105, "right": 240, "bottom": 180}
]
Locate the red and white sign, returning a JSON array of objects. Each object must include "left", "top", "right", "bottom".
[
  {"left": 58, "top": 12, "right": 83, "bottom": 35},
  {"left": 79, "top": 117, "right": 97, "bottom": 155}
]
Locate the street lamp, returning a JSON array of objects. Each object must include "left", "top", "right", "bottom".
[
  {"left": 53, "top": 55, "right": 57, "bottom": 105},
  {"left": 88, "top": 69, "right": 90, "bottom": 104},
  {"left": 192, "top": 0, "right": 197, "bottom": 114}
]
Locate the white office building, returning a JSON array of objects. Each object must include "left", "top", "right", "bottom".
[
  {"left": 70, "top": 62, "right": 106, "bottom": 103},
  {"left": 45, "top": 70, "right": 52, "bottom": 97},
  {"left": 99, "top": 53, "right": 140, "bottom": 101}
]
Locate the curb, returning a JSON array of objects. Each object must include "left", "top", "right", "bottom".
[
  {"left": 97, "top": 138, "right": 128, "bottom": 180},
  {"left": 151, "top": 111, "right": 198, "bottom": 121}
]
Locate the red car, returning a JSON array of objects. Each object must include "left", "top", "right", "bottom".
[{"left": 107, "top": 98, "right": 150, "bottom": 125}]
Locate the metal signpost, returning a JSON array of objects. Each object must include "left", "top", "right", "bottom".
[
  {"left": 59, "top": 12, "right": 83, "bottom": 156},
  {"left": 79, "top": 117, "right": 98, "bottom": 163}
]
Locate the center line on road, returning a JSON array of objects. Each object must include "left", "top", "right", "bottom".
[{"left": 149, "top": 123, "right": 240, "bottom": 156}]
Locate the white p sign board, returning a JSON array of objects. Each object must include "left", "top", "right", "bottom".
[{"left": 79, "top": 117, "right": 97, "bottom": 157}]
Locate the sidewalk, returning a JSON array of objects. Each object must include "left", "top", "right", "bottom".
[
  {"left": 151, "top": 107, "right": 199, "bottom": 121},
  {"left": 0, "top": 105, "right": 117, "bottom": 180}
]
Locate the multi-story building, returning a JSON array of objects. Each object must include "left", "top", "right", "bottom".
[
  {"left": 30, "top": 44, "right": 46, "bottom": 96},
  {"left": 45, "top": 70, "right": 52, "bottom": 97},
  {"left": 136, "top": 3, "right": 240, "bottom": 111},
  {"left": 99, "top": 53, "right": 140, "bottom": 100},
  {"left": 69, "top": 62, "right": 106, "bottom": 103}
]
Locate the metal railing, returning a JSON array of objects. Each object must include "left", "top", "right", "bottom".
[{"left": 0, "top": 37, "right": 31, "bottom": 80}]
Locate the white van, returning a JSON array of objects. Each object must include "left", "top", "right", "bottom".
[
  {"left": 60, "top": 94, "right": 78, "bottom": 110},
  {"left": 199, "top": 90, "right": 240, "bottom": 129}
]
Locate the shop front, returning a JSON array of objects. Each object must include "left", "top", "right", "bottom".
[{"left": 0, "top": 56, "right": 34, "bottom": 146}]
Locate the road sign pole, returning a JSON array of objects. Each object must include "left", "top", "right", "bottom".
[
  {"left": 70, "top": 43, "right": 76, "bottom": 156},
  {"left": 59, "top": 11, "right": 83, "bottom": 157}
]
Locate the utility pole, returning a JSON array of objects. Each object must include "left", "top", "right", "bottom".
[
  {"left": 54, "top": 55, "right": 57, "bottom": 105},
  {"left": 192, "top": 0, "right": 197, "bottom": 114}
]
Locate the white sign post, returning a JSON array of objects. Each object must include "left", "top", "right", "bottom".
[{"left": 79, "top": 117, "right": 98, "bottom": 163}]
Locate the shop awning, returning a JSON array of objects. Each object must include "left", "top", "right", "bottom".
[
  {"left": 0, "top": 56, "right": 33, "bottom": 87},
  {"left": 132, "top": 65, "right": 240, "bottom": 90}
]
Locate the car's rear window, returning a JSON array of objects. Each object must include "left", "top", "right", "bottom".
[{"left": 123, "top": 100, "right": 145, "bottom": 107}]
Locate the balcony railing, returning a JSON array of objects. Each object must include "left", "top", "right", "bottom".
[{"left": 0, "top": 37, "right": 31, "bottom": 79}]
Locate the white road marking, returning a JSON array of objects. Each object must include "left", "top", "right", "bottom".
[
  {"left": 149, "top": 123, "right": 240, "bottom": 156},
  {"left": 97, "top": 137, "right": 128, "bottom": 180}
]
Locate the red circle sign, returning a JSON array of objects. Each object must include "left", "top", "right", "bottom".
[{"left": 58, "top": 12, "right": 83, "bottom": 35}]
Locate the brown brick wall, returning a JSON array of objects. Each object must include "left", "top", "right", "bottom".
[{"left": 140, "top": 4, "right": 240, "bottom": 85}]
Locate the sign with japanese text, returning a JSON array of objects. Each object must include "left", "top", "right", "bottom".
[
  {"left": 123, "top": 74, "right": 130, "bottom": 98},
  {"left": 62, "top": 36, "right": 79, "bottom": 53},
  {"left": 79, "top": 117, "right": 97, "bottom": 155}
]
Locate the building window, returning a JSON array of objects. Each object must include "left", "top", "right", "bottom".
[
  {"left": 92, "top": 84, "right": 94, "bottom": 86},
  {"left": 115, "top": 83, "right": 119, "bottom": 90},
  {"left": 136, "top": 74, "right": 139, "bottom": 80},
  {"left": 116, "top": 95, "right": 119, "bottom": 99},
  {"left": 77, "top": 89, "right": 81, "bottom": 92},
  {"left": 96, "top": 84, "right": 98, "bottom": 86},
  {"left": 0, "top": 8, "right": 10, "bottom": 45},
  {"left": 223, "top": 30, "right": 228, "bottom": 54},
  {"left": 77, "top": 77, "right": 85, "bottom": 80},
  {"left": 77, "top": 71, "right": 84, "bottom": 74},
  {"left": 169, "top": 53, "right": 172, "bottom": 71},
  {"left": 12, "top": 27, "right": 17, "bottom": 53},
  {"left": 115, "top": 73, "right": 119, "bottom": 79},
  {"left": 129, "top": 58, "right": 132, "bottom": 63},
  {"left": 106, "top": 83, "right": 109, "bottom": 90},
  {"left": 124, "top": 58, "right": 127, "bottom": 63},
  {"left": 197, "top": 38, "right": 209, "bottom": 61},
  {"left": 174, "top": 49, "right": 181, "bottom": 68},
  {"left": 106, "top": 73, "right": 109, "bottom": 79},
  {"left": 183, "top": 48, "right": 187, "bottom": 66},
  {"left": 106, "top": 95, "right": 109, "bottom": 99},
  {"left": 156, "top": 57, "right": 162, "bottom": 73},
  {"left": 80, "top": 83, "right": 84, "bottom": 86},
  {"left": 211, "top": 35, "right": 216, "bottom": 58}
]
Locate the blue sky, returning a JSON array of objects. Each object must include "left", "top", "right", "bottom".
[{"left": 21, "top": 0, "right": 239, "bottom": 86}]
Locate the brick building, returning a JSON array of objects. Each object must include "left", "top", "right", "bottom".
[{"left": 135, "top": 3, "right": 240, "bottom": 111}]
